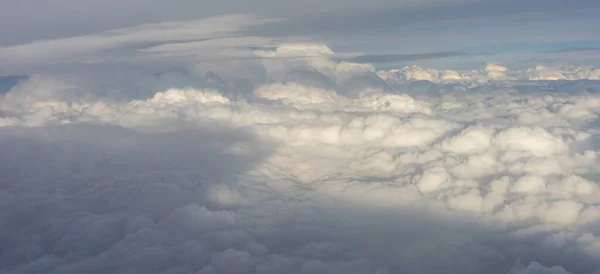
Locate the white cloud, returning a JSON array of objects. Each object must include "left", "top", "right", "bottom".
[
  {"left": 3, "top": 44, "right": 600, "bottom": 274},
  {"left": 378, "top": 63, "right": 600, "bottom": 85},
  {"left": 510, "top": 261, "right": 572, "bottom": 274}
]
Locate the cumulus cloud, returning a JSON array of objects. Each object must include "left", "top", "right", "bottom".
[
  {"left": 377, "top": 63, "right": 600, "bottom": 85},
  {"left": 509, "top": 261, "right": 573, "bottom": 274},
  {"left": 3, "top": 43, "right": 600, "bottom": 274}
]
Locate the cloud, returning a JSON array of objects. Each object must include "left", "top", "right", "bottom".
[
  {"left": 510, "top": 261, "right": 572, "bottom": 274},
  {"left": 377, "top": 63, "right": 600, "bottom": 84},
  {"left": 0, "top": 0, "right": 482, "bottom": 45},
  {"left": 546, "top": 46, "right": 600, "bottom": 54},
  {"left": 2, "top": 0, "right": 599, "bottom": 80},
  {"left": 333, "top": 51, "right": 467, "bottom": 64},
  {"left": 0, "top": 14, "right": 277, "bottom": 74},
  {"left": 3, "top": 44, "right": 600, "bottom": 274},
  {"left": 243, "top": 0, "right": 600, "bottom": 41},
  {"left": 0, "top": 75, "right": 27, "bottom": 93}
]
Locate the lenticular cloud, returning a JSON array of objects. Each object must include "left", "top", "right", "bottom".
[{"left": 2, "top": 45, "right": 600, "bottom": 274}]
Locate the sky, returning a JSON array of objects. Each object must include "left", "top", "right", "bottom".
[
  {"left": 1, "top": 0, "right": 600, "bottom": 75},
  {"left": 2, "top": 1, "right": 600, "bottom": 274}
]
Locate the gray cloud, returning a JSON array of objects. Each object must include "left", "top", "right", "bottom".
[
  {"left": 2, "top": 0, "right": 599, "bottom": 75},
  {"left": 243, "top": 0, "right": 600, "bottom": 38},
  {"left": 334, "top": 51, "right": 468, "bottom": 64},
  {"left": 0, "top": 0, "right": 476, "bottom": 46},
  {"left": 3, "top": 60, "right": 600, "bottom": 274},
  {"left": 546, "top": 46, "right": 600, "bottom": 54},
  {"left": 0, "top": 75, "right": 27, "bottom": 93},
  {"left": 2, "top": 1, "right": 600, "bottom": 273}
]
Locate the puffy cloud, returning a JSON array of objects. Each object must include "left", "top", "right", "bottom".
[
  {"left": 510, "top": 261, "right": 572, "bottom": 274},
  {"left": 378, "top": 63, "right": 600, "bottom": 85},
  {"left": 440, "top": 126, "right": 494, "bottom": 154},
  {"left": 3, "top": 46, "right": 600, "bottom": 274},
  {"left": 527, "top": 66, "right": 600, "bottom": 81},
  {"left": 492, "top": 127, "right": 568, "bottom": 157},
  {"left": 482, "top": 63, "right": 510, "bottom": 79}
]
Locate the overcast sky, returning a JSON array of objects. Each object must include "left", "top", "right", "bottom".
[{"left": 1, "top": 0, "right": 600, "bottom": 74}]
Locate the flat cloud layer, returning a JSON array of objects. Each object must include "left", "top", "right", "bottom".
[{"left": 2, "top": 45, "right": 600, "bottom": 274}]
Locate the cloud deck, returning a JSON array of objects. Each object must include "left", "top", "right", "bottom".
[{"left": 1, "top": 45, "right": 600, "bottom": 274}]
